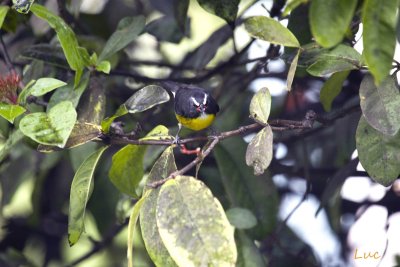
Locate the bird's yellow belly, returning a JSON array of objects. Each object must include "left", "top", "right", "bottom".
[{"left": 176, "top": 114, "right": 215, "bottom": 131}]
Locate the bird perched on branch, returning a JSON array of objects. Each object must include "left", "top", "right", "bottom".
[{"left": 161, "top": 81, "right": 219, "bottom": 141}]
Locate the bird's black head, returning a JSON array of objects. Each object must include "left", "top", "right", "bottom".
[{"left": 174, "top": 87, "right": 219, "bottom": 118}]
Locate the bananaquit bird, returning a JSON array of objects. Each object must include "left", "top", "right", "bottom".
[{"left": 161, "top": 81, "right": 219, "bottom": 138}]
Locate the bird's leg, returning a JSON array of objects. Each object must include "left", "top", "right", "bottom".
[{"left": 174, "top": 123, "right": 182, "bottom": 144}]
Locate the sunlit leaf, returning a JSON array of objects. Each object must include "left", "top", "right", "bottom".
[
  {"left": 127, "top": 190, "right": 151, "bottom": 267},
  {"left": 156, "top": 176, "right": 237, "bottom": 267},
  {"left": 310, "top": 0, "right": 357, "bottom": 48},
  {"left": 249, "top": 87, "right": 271, "bottom": 124},
  {"left": 226, "top": 207, "right": 257, "bottom": 229},
  {"left": 246, "top": 126, "right": 273, "bottom": 175},
  {"left": 98, "top": 16, "right": 145, "bottom": 62},
  {"left": 356, "top": 116, "right": 400, "bottom": 186},
  {"left": 197, "top": 0, "right": 239, "bottom": 25},
  {"left": 95, "top": 60, "right": 111, "bottom": 74},
  {"left": 287, "top": 49, "right": 300, "bottom": 91},
  {"left": 245, "top": 16, "right": 300, "bottom": 48},
  {"left": 0, "top": 6, "right": 10, "bottom": 28},
  {"left": 139, "top": 125, "right": 173, "bottom": 141},
  {"left": 109, "top": 144, "right": 146, "bottom": 198},
  {"left": 18, "top": 78, "right": 67, "bottom": 105},
  {"left": 140, "top": 146, "right": 178, "bottom": 267},
  {"left": 125, "top": 85, "right": 170, "bottom": 114},
  {"left": 306, "top": 45, "right": 361, "bottom": 76},
  {"left": 68, "top": 145, "right": 109, "bottom": 246},
  {"left": 359, "top": 75, "right": 400, "bottom": 136},
  {"left": 37, "top": 122, "right": 102, "bottom": 152},
  {"left": 362, "top": 0, "right": 399, "bottom": 85},
  {"left": 320, "top": 70, "right": 350, "bottom": 111},
  {"left": 0, "top": 103, "right": 26, "bottom": 123},
  {"left": 20, "top": 101, "right": 77, "bottom": 147},
  {"left": 282, "top": 0, "right": 309, "bottom": 17},
  {"left": 30, "top": 4, "right": 88, "bottom": 86}
]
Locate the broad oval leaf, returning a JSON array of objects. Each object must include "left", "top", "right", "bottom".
[
  {"left": 128, "top": 190, "right": 151, "bottom": 267},
  {"left": 30, "top": 77, "right": 67, "bottom": 97},
  {"left": 362, "top": 0, "right": 399, "bottom": 85},
  {"left": 98, "top": 16, "right": 145, "bottom": 62},
  {"left": 287, "top": 49, "right": 300, "bottom": 91},
  {"left": 249, "top": 87, "right": 271, "bottom": 124},
  {"left": 197, "top": 0, "right": 239, "bottom": 25},
  {"left": 306, "top": 44, "right": 361, "bottom": 76},
  {"left": 140, "top": 147, "right": 178, "bottom": 267},
  {"left": 310, "top": 0, "right": 357, "bottom": 48},
  {"left": 356, "top": 116, "right": 400, "bottom": 186},
  {"left": 320, "top": 70, "right": 350, "bottom": 111},
  {"left": 246, "top": 126, "right": 273, "bottom": 175},
  {"left": 37, "top": 122, "right": 102, "bottom": 152},
  {"left": 156, "top": 176, "right": 237, "bottom": 267},
  {"left": 359, "top": 75, "right": 400, "bottom": 136},
  {"left": 68, "top": 145, "right": 109, "bottom": 246},
  {"left": 226, "top": 208, "right": 257, "bottom": 230},
  {"left": 109, "top": 144, "right": 145, "bottom": 198},
  {"left": 0, "top": 103, "right": 26, "bottom": 123},
  {"left": 245, "top": 16, "right": 300, "bottom": 48},
  {"left": 125, "top": 85, "right": 170, "bottom": 114},
  {"left": 0, "top": 6, "right": 10, "bottom": 28},
  {"left": 20, "top": 101, "right": 77, "bottom": 147}
]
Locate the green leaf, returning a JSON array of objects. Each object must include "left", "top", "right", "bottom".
[
  {"left": 214, "top": 145, "right": 278, "bottom": 239},
  {"left": 19, "top": 101, "right": 77, "bottom": 147},
  {"left": 362, "top": 0, "right": 399, "bottom": 85},
  {"left": 359, "top": 75, "right": 400, "bottom": 136},
  {"left": 226, "top": 208, "right": 257, "bottom": 230},
  {"left": 306, "top": 44, "right": 361, "bottom": 76},
  {"left": 0, "top": 103, "right": 26, "bottom": 123},
  {"left": 156, "top": 176, "right": 237, "bottom": 266},
  {"left": 287, "top": 49, "right": 300, "bottom": 91},
  {"left": 249, "top": 87, "right": 271, "bottom": 124},
  {"left": 95, "top": 60, "right": 111, "bottom": 74},
  {"left": 98, "top": 16, "right": 145, "bottom": 62},
  {"left": 125, "top": 85, "right": 170, "bottom": 114},
  {"left": 68, "top": 146, "right": 108, "bottom": 246},
  {"left": 320, "top": 70, "right": 350, "bottom": 111},
  {"left": 282, "top": 0, "right": 309, "bottom": 17},
  {"left": 245, "top": 126, "right": 273, "bottom": 176},
  {"left": 235, "top": 231, "right": 266, "bottom": 267},
  {"left": 140, "top": 146, "right": 178, "bottom": 267},
  {"left": 197, "top": 0, "right": 239, "bottom": 25},
  {"left": 139, "top": 125, "right": 173, "bottom": 141},
  {"left": 356, "top": 116, "right": 400, "bottom": 186},
  {"left": 100, "top": 104, "right": 128, "bottom": 133},
  {"left": 47, "top": 72, "right": 90, "bottom": 110},
  {"left": 128, "top": 190, "right": 151, "bottom": 267},
  {"left": 18, "top": 78, "right": 67, "bottom": 104},
  {"left": 37, "top": 122, "right": 102, "bottom": 152},
  {"left": 0, "top": 6, "right": 10, "bottom": 28},
  {"left": 30, "top": 4, "right": 88, "bottom": 86},
  {"left": 245, "top": 16, "right": 300, "bottom": 48},
  {"left": 310, "top": 0, "right": 357, "bottom": 48},
  {"left": 109, "top": 144, "right": 146, "bottom": 198}
]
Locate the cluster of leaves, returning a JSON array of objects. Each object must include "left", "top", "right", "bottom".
[{"left": 0, "top": 0, "right": 399, "bottom": 266}]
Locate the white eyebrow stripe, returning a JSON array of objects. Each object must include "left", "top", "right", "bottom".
[
  {"left": 203, "top": 93, "right": 208, "bottom": 105},
  {"left": 191, "top": 97, "right": 200, "bottom": 106}
]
